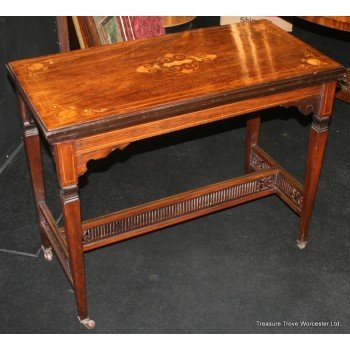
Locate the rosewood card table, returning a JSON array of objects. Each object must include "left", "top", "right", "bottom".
[{"left": 7, "top": 20, "right": 344, "bottom": 329}]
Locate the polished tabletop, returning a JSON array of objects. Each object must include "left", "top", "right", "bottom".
[{"left": 8, "top": 20, "right": 343, "bottom": 139}]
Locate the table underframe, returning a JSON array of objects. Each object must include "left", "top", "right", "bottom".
[{"left": 18, "top": 81, "right": 336, "bottom": 329}]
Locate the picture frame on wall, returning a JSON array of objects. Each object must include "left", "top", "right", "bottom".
[{"left": 98, "top": 16, "right": 123, "bottom": 44}]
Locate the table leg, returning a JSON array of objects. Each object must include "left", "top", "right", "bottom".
[
  {"left": 245, "top": 112, "right": 261, "bottom": 173},
  {"left": 54, "top": 142, "right": 95, "bottom": 329},
  {"left": 18, "top": 94, "right": 52, "bottom": 260},
  {"left": 297, "top": 116, "right": 330, "bottom": 249},
  {"left": 297, "top": 82, "right": 336, "bottom": 249}
]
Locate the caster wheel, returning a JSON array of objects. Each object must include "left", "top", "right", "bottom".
[
  {"left": 42, "top": 246, "right": 53, "bottom": 261},
  {"left": 297, "top": 240, "right": 307, "bottom": 250},
  {"left": 79, "top": 317, "right": 96, "bottom": 329}
]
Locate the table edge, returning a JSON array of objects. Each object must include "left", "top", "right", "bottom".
[{"left": 9, "top": 63, "right": 345, "bottom": 143}]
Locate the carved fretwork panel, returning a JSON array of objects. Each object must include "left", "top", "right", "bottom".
[
  {"left": 249, "top": 148, "right": 303, "bottom": 212},
  {"left": 275, "top": 174, "right": 303, "bottom": 208},
  {"left": 250, "top": 152, "right": 271, "bottom": 171},
  {"left": 82, "top": 174, "right": 276, "bottom": 245}
]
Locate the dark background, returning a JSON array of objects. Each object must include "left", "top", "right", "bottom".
[
  {"left": 0, "top": 16, "right": 58, "bottom": 169},
  {"left": 1, "top": 17, "right": 350, "bottom": 333}
]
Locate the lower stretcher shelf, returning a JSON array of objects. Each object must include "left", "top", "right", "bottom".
[{"left": 40, "top": 146, "right": 304, "bottom": 260}]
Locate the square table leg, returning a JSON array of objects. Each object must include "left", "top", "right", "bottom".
[
  {"left": 245, "top": 112, "right": 261, "bottom": 174},
  {"left": 18, "top": 94, "right": 52, "bottom": 260},
  {"left": 54, "top": 142, "right": 95, "bottom": 329}
]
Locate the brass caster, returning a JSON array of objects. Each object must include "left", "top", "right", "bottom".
[
  {"left": 42, "top": 246, "right": 53, "bottom": 261},
  {"left": 297, "top": 240, "right": 307, "bottom": 250},
  {"left": 78, "top": 317, "right": 96, "bottom": 330}
]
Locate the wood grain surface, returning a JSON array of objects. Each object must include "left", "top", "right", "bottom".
[
  {"left": 299, "top": 16, "right": 350, "bottom": 32},
  {"left": 8, "top": 20, "right": 343, "bottom": 141}
]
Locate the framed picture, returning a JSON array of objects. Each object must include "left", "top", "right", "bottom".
[
  {"left": 72, "top": 16, "right": 123, "bottom": 48},
  {"left": 98, "top": 17, "right": 123, "bottom": 44},
  {"left": 71, "top": 16, "right": 165, "bottom": 49},
  {"left": 72, "top": 16, "right": 102, "bottom": 48}
]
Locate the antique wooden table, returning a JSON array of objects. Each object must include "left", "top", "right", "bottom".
[{"left": 7, "top": 20, "right": 344, "bottom": 329}]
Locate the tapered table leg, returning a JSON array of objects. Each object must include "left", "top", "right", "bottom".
[
  {"left": 55, "top": 142, "right": 95, "bottom": 329},
  {"left": 245, "top": 112, "right": 261, "bottom": 173},
  {"left": 18, "top": 94, "right": 52, "bottom": 259},
  {"left": 297, "top": 82, "right": 336, "bottom": 248},
  {"left": 297, "top": 116, "right": 330, "bottom": 249}
]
